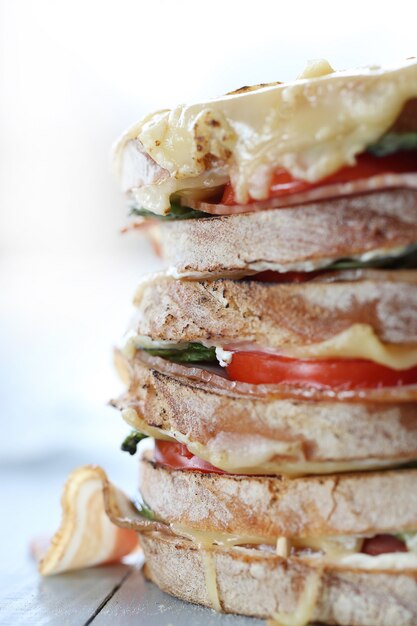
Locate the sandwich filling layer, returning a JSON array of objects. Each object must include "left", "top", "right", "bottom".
[
  {"left": 114, "top": 59, "right": 417, "bottom": 215},
  {"left": 139, "top": 446, "right": 417, "bottom": 567},
  {"left": 127, "top": 325, "right": 417, "bottom": 390},
  {"left": 128, "top": 270, "right": 417, "bottom": 390},
  {"left": 122, "top": 407, "right": 417, "bottom": 475}
]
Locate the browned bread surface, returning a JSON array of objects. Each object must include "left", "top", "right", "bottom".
[
  {"left": 141, "top": 532, "right": 417, "bottom": 624},
  {"left": 133, "top": 270, "right": 417, "bottom": 347},
  {"left": 154, "top": 190, "right": 417, "bottom": 276},
  {"left": 140, "top": 457, "right": 417, "bottom": 538}
]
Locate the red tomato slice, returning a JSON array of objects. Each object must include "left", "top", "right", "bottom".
[
  {"left": 154, "top": 440, "right": 225, "bottom": 474},
  {"left": 222, "top": 151, "right": 417, "bottom": 205},
  {"left": 361, "top": 534, "right": 408, "bottom": 556},
  {"left": 226, "top": 351, "right": 417, "bottom": 390}
]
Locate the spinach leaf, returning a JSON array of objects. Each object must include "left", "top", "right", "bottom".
[
  {"left": 121, "top": 431, "right": 149, "bottom": 455},
  {"left": 144, "top": 342, "right": 217, "bottom": 363},
  {"left": 325, "top": 243, "right": 417, "bottom": 271},
  {"left": 130, "top": 202, "right": 208, "bottom": 220},
  {"left": 367, "top": 132, "right": 417, "bottom": 157}
]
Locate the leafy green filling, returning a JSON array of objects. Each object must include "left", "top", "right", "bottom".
[
  {"left": 121, "top": 430, "right": 149, "bottom": 455},
  {"left": 367, "top": 132, "right": 417, "bottom": 157},
  {"left": 324, "top": 243, "right": 417, "bottom": 271},
  {"left": 398, "top": 459, "right": 417, "bottom": 470},
  {"left": 129, "top": 202, "right": 209, "bottom": 220},
  {"left": 133, "top": 499, "right": 155, "bottom": 520},
  {"left": 144, "top": 342, "right": 217, "bottom": 363}
]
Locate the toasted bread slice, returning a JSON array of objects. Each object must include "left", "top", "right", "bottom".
[
  {"left": 149, "top": 190, "right": 417, "bottom": 277},
  {"left": 114, "top": 353, "right": 417, "bottom": 474},
  {"left": 141, "top": 531, "right": 417, "bottom": 624},
  {"left": 140, "top": 456, "right": 417, "bottom": 539},
  {"left": 132, "top": 269, "right": 417, "bottom": 348}
]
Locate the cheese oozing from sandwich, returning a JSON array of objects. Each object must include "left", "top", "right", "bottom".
[{"left": 114, "top": 59, "right": 417, "bottom": 214}]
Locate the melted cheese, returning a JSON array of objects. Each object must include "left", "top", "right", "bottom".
[
  {"left": 276, "top": 537, "right": 290, "bottom": 558},
  {"left": 337, "top": 552, "right": 417, "bottom": 569},
  {"left": 297, "top": 59, "right": 334, "bottom": 80},
  {"left": 122, "top": 409, "right": 408, "bottom": 476},
  {"left": 168, "top": 524, "right": 273, "bottom": 613},
  {"left": 121, "top": 409, "right": 174, "bottom": 441},
  {"left": 278, "top": 324, "right": 417, "bottom": 370},
  {"left": 293, "top": 535, "right": 363, "bottom": 558},
  {"left": 166, "top": 522, "right": 414, "bottom": 567},
  {"left": 115, "top": 59, "right": 417, "bottom": 214},
  {"left": 170, "top": 524, "right": 275, "bottom": 549},
  {"left": 268, "top": 570, "right": 321, "bottom": 626},
  {"left": 201, "top": 551, "right": 221, "bottom": 612}
]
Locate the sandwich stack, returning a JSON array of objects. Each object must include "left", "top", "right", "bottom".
[
  {"left": 113, "top": 59, "right": 417, "bottom": 626},
  {"left": 41, "top": 60, "right": 417, "bottom": 626}
]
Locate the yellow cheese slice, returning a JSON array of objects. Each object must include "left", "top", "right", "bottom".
[{"left": 279, "top": 323, "right": 417, "bottom": 370}]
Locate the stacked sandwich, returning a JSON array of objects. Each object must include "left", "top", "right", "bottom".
[
  {"left": 112, "top": 60, "right": 417, "bottom": 625},
  {"left": 108, "top": 59, "right": 417, "bottom": 625},
  {"left": 40, "top": 60, "right": 417, "bottom": 626}
]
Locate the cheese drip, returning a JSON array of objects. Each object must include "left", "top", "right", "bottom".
[
  {"left": 268, "top": 571, "right": 322, "bottom": 626},
  {"left": 170, "top": 524, "right": 276, "bottom": 549},
  {"left": 201, "top": 551, "right": 221, "bottom": 612},
  {"left": 115, "top": 59, "right": 417, "bottom": 213},
  {"left": 169, "top": 525, "right": 226, "bottom": 612},
  {"left": 278, "top": 323, "right": 417, "bottom": 370}
]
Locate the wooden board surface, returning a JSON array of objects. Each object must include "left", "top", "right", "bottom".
[
  {"left": 0, "top": 561, "right": 262, "bottom": 626},
  {"left": 0, "top": 563, "right": 130, "bottom": 626},
  {"left": 93, "top": 566, "right": 263, "bottom": 626}
]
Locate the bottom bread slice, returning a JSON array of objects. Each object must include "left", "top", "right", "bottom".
[{"left": 141, "top": 531, "right": 417, "bottom": 626}]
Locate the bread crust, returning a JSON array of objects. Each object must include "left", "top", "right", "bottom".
[
  {"left": 114, "top": 355, "right": 417, "bottom": 468},
  {"left": 141, "top": 531, "right": 417, "bottom": 624},
  {"left": 140, "top": 457, "right": 417, "bottom": 538},
  {"left": 154, "top": 190, "right": 417, "bottom": 276},
  {"left": 133, "top": 270, "right": 417, "bottom": 347}
]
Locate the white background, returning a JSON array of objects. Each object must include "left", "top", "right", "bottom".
[{"left": 1, "top": 0, "right": 417, "bottom": 540}]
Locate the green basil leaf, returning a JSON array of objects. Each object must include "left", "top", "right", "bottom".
[{"left": 144, "top": 342, "right": 216, "bottom": 363}]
